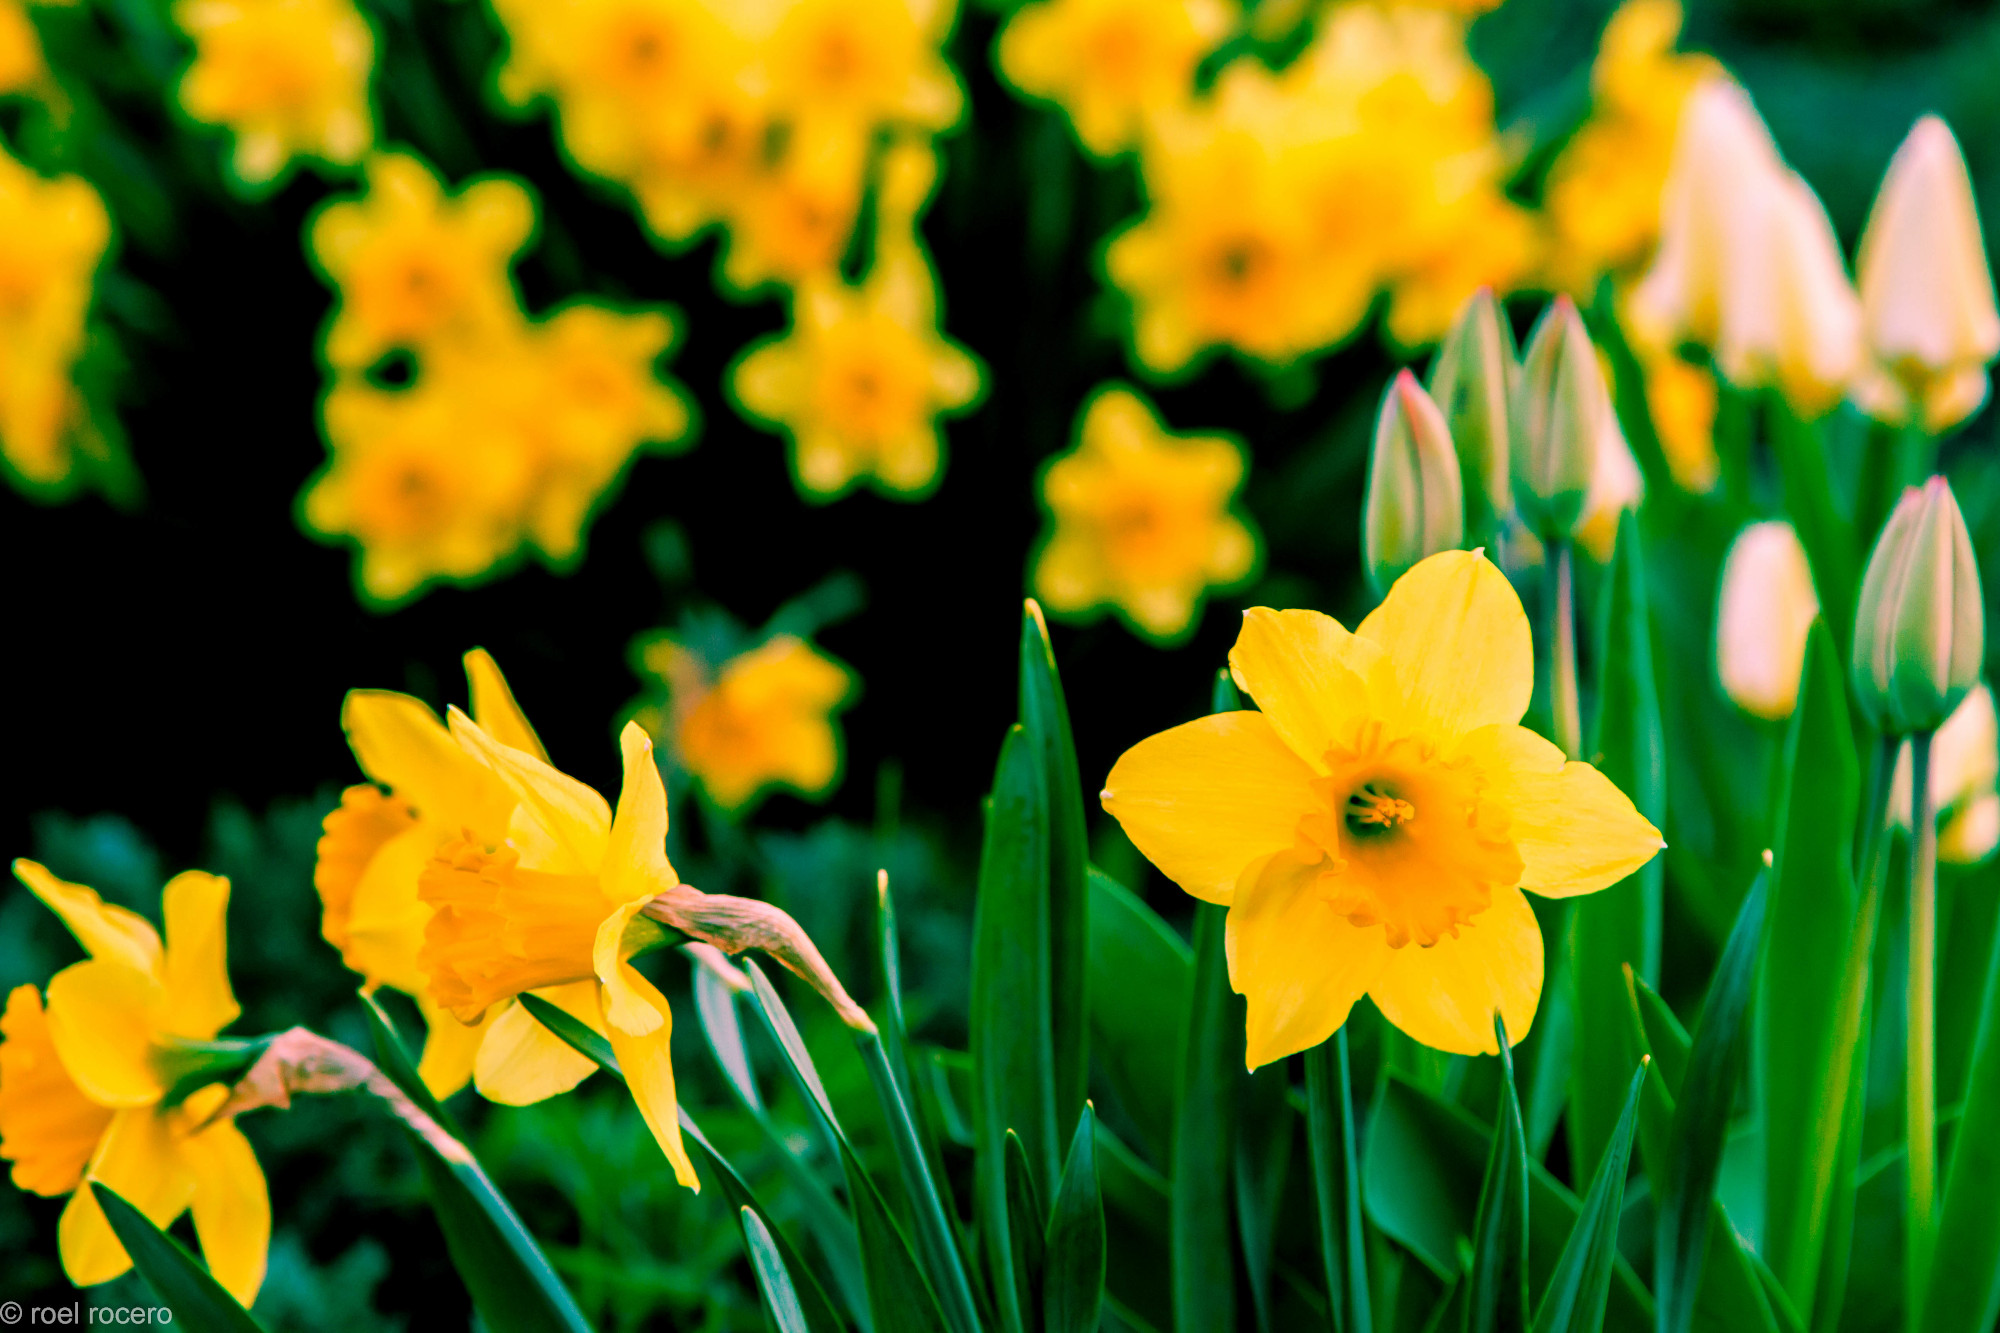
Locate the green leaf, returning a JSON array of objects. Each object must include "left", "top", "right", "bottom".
[
  {"left": 1572, "top": 508, "right": 1664, "bottom": 1182},
  {"left": 1098, "top": 1122, "right": 1175, "bottom": 1332},
  {"left": 1306, "top": 1031, "right": 1372, "bottom": 1333},
  {"left": 1234, "top": 1055, "right": 1292, "bottom": 1332},
  {"left": 1467, "top": 1015, "right": 1530, "bottom": 1333},
  {"left": 695, "top": 958, "right": 763, "bottom": 1110},
  {"left": 1006, "top": 1130, "right": 1048, "bottom": 1332},
  {"left": 1657, "top": 873, "right": 1767, "bottom": 1333},
  {"left": 1630, "top": 975, "right": 1689, "bottom": 1097},
  {"left": 1768, "top": 401, "right": 1857, "bottom": 654},
  {"left": 1087, "top": 865, "right": 1193, "bottom": 1161},
  {"left": 93, "top": 1184, "right": 270, "bottom": 1333},
  {"left": 1532, "top": 1060, "right": 1646, "bottom": 1333},
  {"left": 1045, "top": 1104, "right": 1107, "bottom": 1333},
  {"left": 742, "top": 1206, "right": 814, "bottom": 1333},
  {"left": 973, "top": 724, "right": 1059, "bottom": 1333},
  {"left": 359, "top": 995, "right": 593, "bottom": 1333},
  {"left": 1173, "top": 902, "right": 1238, "bottom": 1333},
  {"left": 1922, "top": 885, "right": 2000, "bottom": 1333},
  {"left": 1020, "top": 601, "right": 1091, "bottom": 1134},
  {"left": 1760, "top": 624, "right": 1860, "bottom": 1319},
  {"left": 1212, "top": 669, "right": 1243, "bottom": 715}
]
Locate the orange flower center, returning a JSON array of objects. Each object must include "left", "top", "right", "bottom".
[{"left": 418, "top": 838, "right": 605, "bottom": 1022}]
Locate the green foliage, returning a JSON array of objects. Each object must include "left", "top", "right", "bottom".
[{"left": 96, "top": 1186, "right": 270, "bottom": 1333}]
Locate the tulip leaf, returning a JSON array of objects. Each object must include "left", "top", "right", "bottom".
[
  {"left": 1923, "top": 888, "right": 2000, "bottom": 1333},
  {"left": 360, "top": 994, "right": 593, "bottom": 1333},
  {"left": 1045, "top": 1103, "right": 1106, "bottom": 1333},
  {"left": 1467, "top": 1014, "right": 1530, "bottom": 1333},
  {"left": 1531, "top": 1060, "right": 1646, "bottom": 1333},
  {"left": 94, "top": 1183, "right": 271, "bottom": 1333},
  {"left": 742, "top": 1206, "right": 813, "bottom": 1333},
  {"left": 1173, "top": 901, "right": 1240, "bottom": 1333},
  {"left": 518, "top": 993, "right": 848, "bottom": 1333},
  {"left": 1760, "top": 623, "right": 1860, "bottom": 1319},
  {"left": 1006, "top": 1130, "right": 1048, "bottom": 1331},
  {"left": 1572, "top": 507, "right": 1664, "bottom": 1182},
  {"left": 1020, "top": 600, "right": 1090, "bottom": 1134},
  {"left": 973, "top": 724, "right": 1059, "bottom": 1333},
  {"left": 1306, "top": 1030, "right": 1372, "bottom": 1333},
  {"left": 1657, "top": 873, "right": 1767, "bottom": 1333},
  {"left": 1087, "top": 864, "right": 1192, "bottom": 1161}
]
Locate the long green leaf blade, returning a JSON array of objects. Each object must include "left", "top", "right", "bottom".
[
  {"left": 1021, "top": 600, "right": 1090, "bottom": 1134},
  {"left": 1086, "top": 865, "right": 1192, "bottom": 1161},
  {"left": 1922, "top": 882, "right": 2000, "bottom": 1333},
  {"left": 1173, "top": 901, "right": 1237, "bottom": 1333},
  {"left": 94, "top": 1184, "right": 269, "bottom": 1333},
  {"left": 1467, "top": 1014, "right": 1530, "bottom": 1333},
  {"left": 1006, "top": 1130, "right": 1048, "bottom": 1331},
  {"left": 1306, "top": 1031, "right": 1372, "bottom": 1333},
  {"left": 1532, "top": 1060, "right": 1647, "bottom": 1333},
  {"left": 743, "top": 1206, "right": 815, "bottom": 1333},
  {"left": 1045, "top": 1104, "right": 1106, "bottom": 1333}
]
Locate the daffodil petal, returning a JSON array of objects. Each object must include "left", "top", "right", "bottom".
[
  {"left": 60, "top": 1108, "right": 195, "bottom": 1286},
  {"left": 1227, "top": 608, "right": 1388, "bottom": 763},
  {"left": 14, "top": 861, "right": 162, "bottom": 977},
  {"left": 473, "top": 994, "right": 599, "bottom": 1105},
  {"left": 600, "top": 975, "right": 699, "bottom": 1190},
  {"left": 186, "top": 1119, "right": 270, "bottom": 1307},
  {"left": 465, "top": 648, "right": 549, "bottom": 761},
  {"left": 449, "top": 708, "right": 611, "bottom": 874},
  {"left": 1460, "top": 724, "right": 1665, "bottom": 898},
  {"left": 1367, "top": 884, "right": 1543, "bottom": 1056},
  {"left": 414, "top": 990, "right": 491, "bottom": 1101},
  {"left": 1226, "top": 851, "right": 1390, "bottom": 1069},
  {"left": 45, "top": 961, "right": 168, "bottom": 1108},
  {"left": 344, "top": 824, "right": 437, "bottom": 995},
  {"left": 342, "top": 691, "right": 503, "bottom": 832},
  {"left": 161, "top": 872, "right": 239, "bottom": 1041},
  {"left": 1355, "top": 551, "right": 1533, "bottom": 736},
  {"left": 602, "top": 723, "right": 678, "bottom": 905},
  {"left": 1102, "top": 711, "right": 1321, "bottom": 904},
  {"left": 594, "top": 900, "right": 666, "bottom": 1036}
]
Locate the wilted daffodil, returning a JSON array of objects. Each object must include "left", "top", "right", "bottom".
[
  {"left": 173, "top": 0, "right": 375, "bottom": 186},
  {"left": 1854, "top": 116, "right": 2000, "bottom": 434},
  {"left": 1890, "top": 683, "right": 2000, "bottom": 864},
  {"left": 0, "top": 863, "right": 269, "bottom": 1304},
  {"left": 1032, "top": 386, "right": 1257, "bottom": 641},
  {"left": 733, "top": 243, "right": 980, "bottom": 500},
  {"left": 419, "top": 718, "right": 699, "bottom": 1187},
  {"left": 1102, "top": 551, "right": 1664, "bottom": 1063},
  {"left": 997, "top": 0, "right": 1234, "bottom": 157},
  {"left": 1715, "top": 520, "right": 1819, "bottom": 721}
]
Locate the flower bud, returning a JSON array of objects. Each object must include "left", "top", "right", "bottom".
[
  {"left": 1428, "top": 288, "right": 1516, "bottom": 533},
  {"left": 1855, "top": 115, "right": 2000, "bottom": 433},
  {"left": 1852, "top": 476, "right": 1985, "bottom": 735},
  {"left": 1715, "top": 521, "right": 1820, "bottom": 720},
  {"left": 1364, "top": 370, "right": 1463, "bottom": 595},
  {"left": 1510, "top": 296, "right": 1604, "bottom": 541}
]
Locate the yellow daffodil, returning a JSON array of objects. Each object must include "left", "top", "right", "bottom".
[
  {"left": 0, "top": 863, "right": 269, "bottom": 1304},
  {"left": 0, "top": 0, "right": 51, "bottom": 98},
  {"left": 641, "top": 634, "right": 854, "bottom": 810},
  {"left": 1715, "top": 520, "right": 1819, "bottom": 721},
  {"left": 309, "top": 153, "right": 533, "bottom": 369},
  {"left": 762, "top": 0, "right": 962, "bottom": 134},
  {"left": 733, "top": 243, "right": 979, "bottom": 500},
  {"left": 0, "top": 144, "right": 109, "bottom": 488},
  {"left": 173, "top": 0, "right": 374, "bottom": 185},
  {"left": 1890, "top": 683, "right": 2000, "bottom": 864},
  {"left": 1633, "top": 339, "right": 1716, "bottom": 493},
  {"left": 716, "top": 120, "right": 867, "bottom": 294},
  {"left": 997, "top": 0, "right": 1234, "bottom": 157},
  {"left": 418, "top": 717, "right": 699, "bottom": 1187},
  {"left": 1854, "top": 116, "right": 2000, "bottom": 434},
  {"left": 1102, "top": 551, "right": 1663, "bottom": 1063},
  {"left": 317, "top": 649, "right": 612, "bottom": 1104},
  {"left": 1032, "top": 386, "right": 1257, "bottom": 640}
]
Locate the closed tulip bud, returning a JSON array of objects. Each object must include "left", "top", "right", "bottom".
[
  {"left": 1511, "top": 297, "right": 1604, "bottom": 541},
  {"left": 1856, "top": 116, "right": 2000, "bottom": 433},
  {"left": 1364, "top": 370, "right": 1463, "bottom": 595},
  {"left": 1428, "top": 289, "right": 1516, "bottom": 533},
  {"left": 1853, "top": 476, "right": 1985, "bottom": 735},
  {"left": 1716, "top": 521, "right": 1820, "bottom": 720}
]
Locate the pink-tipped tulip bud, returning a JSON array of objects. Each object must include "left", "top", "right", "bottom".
[
  {"left": 1428, "top": 289, "right": 1516, "bottom": 535},
  {"left": 1364, "top": 370, "right": 1464, "bottom": 596},
  {"left": 1511, "top": 297, "right": 1605, "bottom": 542},
  {"left": 1853, "top": 476, "right": 1985, "bottom": 735}
]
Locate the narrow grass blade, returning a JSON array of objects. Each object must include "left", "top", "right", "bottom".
[
  {"left": 1468, "top": 1014, "right": 1530, "bottom": 1333},
  {"left": 94, "top": 1184, "right": 269, "bottom": 1333},
  {"left": 1045, "top": 1104, "right": 1106, "bottom": 1333},
  {"left": 1173, "top": 901, "right": 1238, "bottom": 1333},
  {"left": 1006, "top": 1130, "right": 1048, "bottom": 1331},
  {"left": 743, "top": 1206, "right": 815, "bottom": 1333},
  {"left": 1532, "top": 1060, "right": 1647, "bottom": 1333},
  {"left": 1306, "top": 1031, "right": 1372, "bottom": 1333}
]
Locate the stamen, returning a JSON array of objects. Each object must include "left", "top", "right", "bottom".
[{"left": 1346, "top": 783, "right": 1416, "bottom": 831}]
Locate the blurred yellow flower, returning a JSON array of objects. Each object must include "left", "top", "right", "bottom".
[
  {"left": 716, "top": 120, "right": 867, "bottom": 293},
  {"left": 997, "top": 0, "right": 1234, "bottom": 157},
  {"left": 734, "top": 243, "right": 979, "bottom": 499},
  {"left": 1032, "top": 386, "right": 1256, "bottom": 639},
  {"left": 1891, "top": 683, "right": 2000, "bottom": 864},
  {"left": 1102, "top": 551, "right": 1663, "bottom": 1064},
  {"left": 317, "top": 650, "right": 615, "bottom": 1105},
  {"left": 1635, "top": 340, "right": 1716, "bottom": 492},
  {"left": 643, "top": 635, "right": 854, "bottom": 810},
  {"left": 0, "top": 144, "right": 109, "bottom": 488},
  {"left": 418, "top": 719, "right": 699, "bottom": 1187},
  {"left": 0, "top": 0, "right": 52, "bottom": 98},
  {"left": 1715, "top": 520, "right": 1819, "bottom": 721},
  {"left": 173, "top": 0, "right": 374, "bottom": 185},
  {"left": 0, "top": 863, "right": 269, "bottom": 1305},
  {"left": 762, "top": 0, "right": 962, "bottom": 133},
  {"left": 309, "top": 153, "right": 532, "bottom": 370}
]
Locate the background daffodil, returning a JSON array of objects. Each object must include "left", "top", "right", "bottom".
[{"left": 1102, "top": 550, "right": 1664, "bottom": 1065}]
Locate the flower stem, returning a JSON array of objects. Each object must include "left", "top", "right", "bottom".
[
  {"left": 1906, "top": 727, "right": 1939, "bottom": 1328},
  {"left": 1550, "top": 540, "right": 1583, "bottom": 760}
]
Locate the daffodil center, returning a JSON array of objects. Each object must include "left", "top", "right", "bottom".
[{"left": 1345, "top": 783, "right": 1415, "bottom": 834}]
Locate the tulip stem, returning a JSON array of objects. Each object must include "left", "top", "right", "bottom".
[
  {"left": 1550, "top": 540, "right": 1583, "bottom": 759},
  {"left": 1906, "top": 727, "right": 1939, "bottom": 1328}
]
